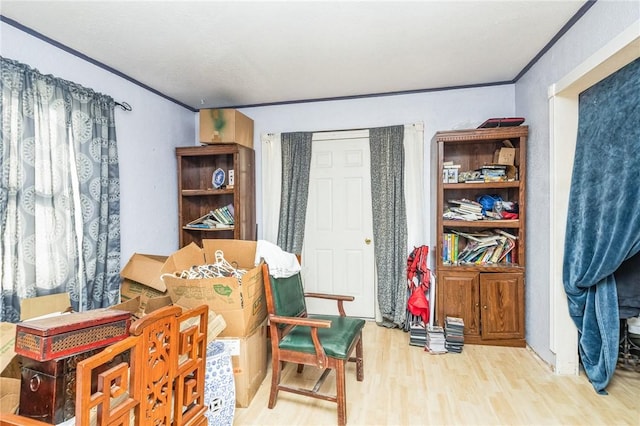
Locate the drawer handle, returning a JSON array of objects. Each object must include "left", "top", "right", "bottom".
[{"left": 29, "top": 374, "right": 41, "bottom": 392}]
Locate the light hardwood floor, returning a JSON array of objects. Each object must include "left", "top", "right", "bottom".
[{"left": 234, "top": 321, "right": 639, "bottom": 425}]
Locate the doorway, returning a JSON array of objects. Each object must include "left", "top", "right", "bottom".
[
  {"left": 549, "top": 23, "right": 639, "bottom": 375},
  {"left": 302, "top": 130, "right": 376, "bottom": 318}
]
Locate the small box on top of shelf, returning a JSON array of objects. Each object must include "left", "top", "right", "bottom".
[{"left": 199, "top": 108, "right": 254, "bottom": 149}]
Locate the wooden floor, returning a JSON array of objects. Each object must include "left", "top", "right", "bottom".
[{"left": 234, "top": 321, "right": 639, "bottom": 425}]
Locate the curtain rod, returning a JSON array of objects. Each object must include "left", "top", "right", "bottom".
[
  {"left": 312, "top": 122, "right": 423, "bottom": 134},
  {"left": 114, "top": 101, "right": 132, "bottom": 111},
  {"left": 264, "top": 123, "right": 423, "bottom": 138}
]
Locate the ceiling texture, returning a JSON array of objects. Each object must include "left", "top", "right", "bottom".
[{"left": 1, "top": 1, "right": 592, "bottom": 111}]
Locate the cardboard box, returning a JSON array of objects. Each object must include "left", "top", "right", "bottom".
[
  {"left": 199, "top": 109, "right": 254, "bottom": 148},
  {"left": 110, "top": 295, "right": 173, "bottom": 319},
  {"left": 0, "top": 323, "right": 20, "bottom": 415},
  {"left": 161, "top": 239, "right": 266, "bottom": 337},
  {"left": 215, "top": 320, "right": 267, "bottom": 408},
  {"left": 494, "top": 147, "right": 516, "bottom": 165},
  {"left": 120, "top": 253, "right": 169, "bottom": 317},
  {"left": 20, "top": 293, "right": 72, "bottom": 321}
]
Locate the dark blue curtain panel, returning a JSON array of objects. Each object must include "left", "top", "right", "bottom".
[{"left": 563, "top": 57, "right": 640, "bottom": 394}]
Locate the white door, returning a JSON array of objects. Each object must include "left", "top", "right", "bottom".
[{"left": 302, "top": 130, "right": 375, "bottom": 318}]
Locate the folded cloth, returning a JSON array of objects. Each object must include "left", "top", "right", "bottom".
[{"left": 254, "top": 239, "right": 301, "bottom": 278}]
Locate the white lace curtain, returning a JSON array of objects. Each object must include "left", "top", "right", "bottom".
[{"left": 0, "top": 57, "right": 121, "bottom": 321}]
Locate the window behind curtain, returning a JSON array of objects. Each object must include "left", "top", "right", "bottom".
[{"left": 0, "top": 57, "right": 121, "bottom": 322}]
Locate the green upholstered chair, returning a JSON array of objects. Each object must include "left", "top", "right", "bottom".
[{"left": 261, "top": 263, "right": 365, "bottom": 426}]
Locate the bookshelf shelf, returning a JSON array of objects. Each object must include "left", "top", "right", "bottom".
[
  {"left": 443, "top": 181, "right": 520, "bottom": 190},
  {"left": 181, "top": 189, "right": 235, "bottom": 196},
  {"left": 183, "top": 226, "right": 235, "bottom": 232},
  {"left": 432, "top": 126, "right": 527, "bottom": 347},
  {"left": 442, "top": 219, "right": 520, "bottom": 228},
  {"left": 176, "top": 144, "right": 255, "bottom": 247}
]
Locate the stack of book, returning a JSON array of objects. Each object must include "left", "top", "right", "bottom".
[
  {"left": 450, "top": 229, "right": 518, "bottom": 265},
  {"left": 444, "top": 316, "right": 464, "bottom": 353},
  {"left": 408, "top": 321, "right": 427, "bottom": 347},
  {"left": 425, "top": 325, "right": 447, "bottom": 354},
  {"left": 443, "top": 198, "right": 483, "bottom": 221}
]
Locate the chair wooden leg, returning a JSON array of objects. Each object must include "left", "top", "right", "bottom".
[
  {"left": 269, "top": 356, "right": 282, "bottom": 409},
  {"left": 336, "top": 360, "right": 347, "bottom": 426},
  {"left": 297, "top": 363, "right": 304, "bottom": 374},
  {"left": 356, "top": 334, "right": 364, "bottom": 382}
]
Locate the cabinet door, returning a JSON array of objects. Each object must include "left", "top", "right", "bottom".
[
  {"left": 437, "top": 272, "right": 480, "bottom": 336},
  {"left": 479, "top": 273, "right": 524, "bottom": 340}
]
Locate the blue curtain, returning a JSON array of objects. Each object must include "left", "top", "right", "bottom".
[
  {"left": 277, "top": 132, "right": 313, "bottom": 253},
  {"left": 563, "top": 57, "right": 640, "bottom": 393},
  {"left": 0, "top": 57, "right": 121, "bottom": 321}
]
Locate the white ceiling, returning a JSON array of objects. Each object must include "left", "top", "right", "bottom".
[{"left": 1, "top": 1, "right": 590, "bottom": 111}]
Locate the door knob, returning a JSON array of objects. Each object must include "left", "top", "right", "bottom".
[{"left": 365, "top": 238, "right": 372, "bottom": 245}]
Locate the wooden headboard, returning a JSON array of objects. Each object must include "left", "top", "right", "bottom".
[{"left": 1, "top": 304, "right": 209, "bottom": 426}]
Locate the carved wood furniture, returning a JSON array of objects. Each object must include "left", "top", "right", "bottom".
[
  {"left": 1, "top": 304, "right": 209, "bottom": 426},
  {"left": 262, "top": 264, "right": 365, "bottom": 426}
]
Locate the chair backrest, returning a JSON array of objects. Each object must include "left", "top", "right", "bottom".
[
  {"left": 1, "top": 305, "right": 209, "bottom": 426},
  {"left": 262, "top": 264, "right": 306, "bottom": 319},
  {"left": 75, "top": 304, "right": 209, "bottom": 426}
]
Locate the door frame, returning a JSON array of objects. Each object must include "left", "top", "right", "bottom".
[
  {"left": 548, "top": 21, "right": 640, "bottom": 375},
  {"left": 302, "top": 129, "right": 376, "bottom": 319}
]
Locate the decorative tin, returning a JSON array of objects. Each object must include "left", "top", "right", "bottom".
[{"left": 15, "top": 309, "right": 131, "bottom": 362}]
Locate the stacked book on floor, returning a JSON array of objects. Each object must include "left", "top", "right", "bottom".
[
  {"left": 444, "top": 316, "right": 465, "bottom": 353},
  {"left": 409, "top": 321, "right": 427, "bottom": 347},
  {"left": 425, "top": 325, "right": 447, "bottom": 354}
]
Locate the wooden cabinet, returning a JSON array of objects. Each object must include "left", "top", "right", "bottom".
[
  {"left": 433, "top": 126, "right": 527, "bottom": 347},
  {"left": 437, "top": 272, "right": 525, "bottom": 346},
  {"left": 176, "top": 144, "right": 256, "bottom": 247}
]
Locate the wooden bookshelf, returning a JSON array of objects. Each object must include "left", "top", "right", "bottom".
[
  {"left": 176, "top": 144, "right": 256, "bottom": 247},
  {"left": 432, "top": 126, "right": 527, "bottom": 347}
]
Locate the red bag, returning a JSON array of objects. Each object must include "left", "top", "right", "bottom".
[
  {"left": 407, "top": 245, "right": 431, "bottom": 323},
  {"left": 407, "top": 285, "right": 430, "bottom": 323}
]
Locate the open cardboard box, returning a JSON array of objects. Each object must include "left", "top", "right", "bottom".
[
  {"left": 161, "top": 239, "right": 267, "bottom": 338},
  {"left": 0, "top": 293, "right": 72, "bottom": 415},
  {"left": 120, "top": 253, "right": 170, "bottom": 318}
]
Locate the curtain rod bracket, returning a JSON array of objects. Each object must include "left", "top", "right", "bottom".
[{"left": 115, "top": 101, "right": 132, "bottom": 111}]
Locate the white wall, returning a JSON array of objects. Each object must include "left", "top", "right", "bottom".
[
  {"left": 515, "top": 0, "right": 640, "bottom": 366},
  {"left": 1, "top": 22, "right": 197, "bottom": 264}
]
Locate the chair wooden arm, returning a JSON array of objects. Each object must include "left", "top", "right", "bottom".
[
  {"left": 0, "top": 414, "right": 50, "bottom": 426},
  {"left": 304, "top": 293, "right": 354, "bottom": 302},
  {"left": 269, "top": 314, "right": 331, "bottom": 368},
  {"left": 304, "top": 292, "right": 355, "bottom": 316},
  {"left": 269, "top": 314, "right": 332, "bottom": 329}
]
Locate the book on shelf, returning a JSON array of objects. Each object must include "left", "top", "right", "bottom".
[
  {"left": 211, "top": 204, "right": 235, "bottom": 225},
  {"left": 445, "top": 229, "right": 518, "bottom": 266},
  {"left": 186, "top": 204, "right": 235, "bottom": 229}
]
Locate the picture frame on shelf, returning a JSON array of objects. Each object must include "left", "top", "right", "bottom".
[{"left": 447, "top": 168, "right": 459, "bottom": 183}]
